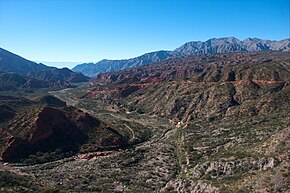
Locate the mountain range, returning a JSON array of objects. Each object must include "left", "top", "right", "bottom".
[
  {"left": 72, "top": 37, "right": 290, "bottom": 77},
  {"left": 0, "top": 47, "right": 289, "bottom": 192},
  {"left": 0, "top": 48, "right": 54, "bottom": 75},
  {"left": 56, "top": 51, "right": 289, "bottom": 192},
  {"left": 0, "top": 47, "right": 90, "bottom": 90}
]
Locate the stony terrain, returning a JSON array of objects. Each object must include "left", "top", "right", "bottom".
[
  {"left": 93, "top": 51, "right": 289, "bottom": 84},
  {"left": 0, "top": 95, "right": 129, "bottom": 164},
  {"left": 0, "top": 71, "right": 73, "bottom": 91},
  {"left": 73, "top": 37, "right": 290, "bottom": 77},
  {"left": 0, "top": 51, "right": 289, "bottom": 192}
]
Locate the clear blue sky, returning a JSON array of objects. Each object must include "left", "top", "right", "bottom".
[{"left": 0, "top": 0, "right": 289, "bottom": 67}]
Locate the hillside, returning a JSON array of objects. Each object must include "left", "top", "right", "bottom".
[
  {"left": 0, "top": 48, "right": 54, "bottom": 75},
  {"left": 71, "top": 51, "right": 289, "bottom": 192},
  {"left": 73, "top": 50, "right": 172, "bottom": 77},
  {"left": 72, "top": 37, "right": 290, "bottom": 77},
  {"left": 93, "top": 51, "right": 289, "bottom": 84},
  {"left": 27, "top": 68, "right": 90, "bottom": 83},
  {"left": 0, "top": 71, "right": 72, "bottom": 91},
  {"left": 1, "top": 0, "right": 289, "bottom": 191},
  {"left": 0, "top": 95, "right": 128, "bottom": 163},
  {"left": 0, "top": 51, "right": 289, "bottom": 192},
  {"left": 0, "top": 47, "right": 90, "bottom": 85},
  {"left": 173, "top": 37, "right": 290, "bottom": 55},
  {"left": 0, "top": 51, "right": 290, "bottom": 192}
]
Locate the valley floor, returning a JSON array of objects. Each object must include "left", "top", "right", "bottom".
[{"left": 1, "top": 86, "right": 288, "bottom": 193}]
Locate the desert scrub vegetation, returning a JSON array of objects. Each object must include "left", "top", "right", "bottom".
[{"left": 0, "top": 171, "right": 62, "bottom": 192}]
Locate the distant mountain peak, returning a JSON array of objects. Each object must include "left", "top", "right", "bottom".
[
  {"left": 0, "top": 47, "right": 55, "bottom": 75},
  {"left": 70, "top": 37, "right": 290, "bottom": 77}
]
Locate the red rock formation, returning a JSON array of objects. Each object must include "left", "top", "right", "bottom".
[
  {"left": 0, "top": 96, "right": 128, "bottom": 162},
  {"left": 93, "top": 51, "right": 289, "bottom": 86},
  {"left": 77, "top": 151, "right": 112, "bottom": 160},
  {"left": 0, "top": 128, "right": 25, "bottom": 162}
]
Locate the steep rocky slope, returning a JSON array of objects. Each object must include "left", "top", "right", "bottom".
[
  {"left": 125, "top": 56, "right": 290, "bottom": 125},
  {"left": 1, "top": 51, "right": 289, "bottom": 192},
  {"left": 27, "top": 68, "right": 90, "bottom": 83},
  {"left": 0, "top": 47, "right": 90, "bottom": 86},
  {"left": 173, "top": 37, "right": 290, "bottom": 55},
  {"left": 68, "top": 51, "right": 288, "bottom": 192},
  {"left": 94, "top": 51, "right": 289, "bottom": 84},
  {"left": 0, "top": 95, "right": 128, "bottom": 163},
  {"left": 0, "top": 71, "right": 72, "bottom": 91},
  {"left": 73, "top": 50, "right": 172, "bottom": 77},
  {"left": 0, "top": 47, "right": 54, "bottom": 75},
  {"left": 73, "top": 37, "right": 290, "bottom": 77}
]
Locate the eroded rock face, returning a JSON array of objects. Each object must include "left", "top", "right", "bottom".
[
  {"left": 29, "top": 107, "right": 77, "bottom": 145},
  {"left": 0, "top": 96, "right": 128, "bottom": 162},
  {"left": 93, "top": 51, "right": 290, "bottom": 85},
  {"left": 81, "top": 53, "right": 290, "bottom": 129},
  {"left": 0, "top": 128, "right": 18, "bottom": 161},
  {"left": 63, "top": 51, "right": 290, "bottom": 192},
  {"left": 116, "top": 52, "right": 289, "bottom": 124},
  {"left": 77, "top": 151, "right": 112, "bottom": 160},
  {"left": 191, "top": 157, "right": 277, "bottom": 179},
  {"left": 1, "top": 51, "right": 289, "bottom": 192}
]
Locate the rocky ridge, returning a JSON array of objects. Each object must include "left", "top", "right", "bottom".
[
  {"left": 73, "top": 37, "right": 290, "bottom": 77},
  {"left": 0, "top": 71, "right": 72, "bottom": 91},
  {"left": 27, "top": 68, "right": 90, "bottom": 83},
  {"left": 0, "top": 95, "right": 128, "bottom": 163},
  {"left": 0, "top": 51, "right": 289, "bottom": 192},
  {"left": 0, "top": 47, "right": 90, "bottom": 90}
]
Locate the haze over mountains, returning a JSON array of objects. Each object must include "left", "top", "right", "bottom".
[
  {"left": 72, "top": 37, "right": 290, "bottom": 77},
  {"left": 35, "top": 61, "right": 80, "bottom": 69}
]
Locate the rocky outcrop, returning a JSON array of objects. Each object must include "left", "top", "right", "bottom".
[
  {"left": 77, "top": 151, "right": 112, "bottom": 160},
  {"left": 93, "top": 51, "right": 290, "bottom": 85},
  {"left": 129, "top": 79, "right": 288, "bottom": 125},
  {"left": 0, "top": 128, "right": 15, "bottom": 160},
  {"left": 191, "top": 157, "right": 277, "bottom": 179},
  {"left": 0, "top": 96, "right": 128, "bottom": 162},
  {"left": 88, "top": 52, "right": 290, "bottom": 124}
]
